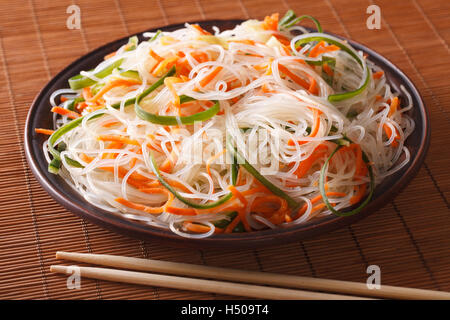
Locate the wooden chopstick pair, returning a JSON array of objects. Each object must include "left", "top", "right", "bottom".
[{"left": 50, "top": 251, "right": 450, "bottom": 300}]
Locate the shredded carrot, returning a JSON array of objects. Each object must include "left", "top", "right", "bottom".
[
  {"left": 224, "top": 213, "right": 241, "bottom": 233},
  {"left": 206, "top": 149, "right": 226, "bottom": 177},
  {"left": 323, "top": 63, "right": 333, "bottom": 77},
  {"left": 82, "top": 87, "right": 92, "bottom": 101},
  {"left": 264, "top": 58, "right": 274, "bottom": 76},
  {"left": 104, "top": 51, "right": 116, "bottom": 60},
  {"left": 89, "top": 78, "right": 141, "bottom": 102},
  {"left": 309, "top": 42, "right": 340, "bottom": 58},
  {"left": 262, "top": 13, "right": 279, "bottom": 31},
  {"left": 60, "top": 96, "right": 68, "bottom": 102},
  {"left": 51, "top": 107, "right": 81, "bottom": 119},
  {"left": 102, "top": 141, "right": 124, "bottom": 159},
  {"left": 308, "top": 41, "right": 325, "bottom": 58},
  {"left": 229, "top": 39, "right": 256, "bottom": 45},
  {"left": 152, "top": 56, "right": 179, "bottom": 77},
  {"left": 350, "top": 183, "right": 367, "bottom": 205},
  {"left": 293, "top": 144, "right": 328, "bottom": 179},
  {"left": 251, "top": 195, "right": 288, "bottom": 225},
  {"left": 228, "top": 185, "right": 248, "bottom": 207},
  {"left": 295, "top": 192, "right": 346, "bottom": 218},
  {"left": 373, "top": 71, "right": 384, "bottom": 79},
  {"left": 308, "top": 77, "right": 318, "bottom": 95},
  {"left": 97, "top": 135, "right": 140, "bottom": 146},
  {"left": 115, "top": 197, "right": 164, "bottom": 214},
  {"left": 388, "top": 96, "right": 399, "bottom": 116},
  {"left": 192, "top": 24, "right": 211, "bottom": 35},
  {"left": 101, "top": 119, "right": 120, "bottom": 128},
  {"left": 183, "top": 222, "right": 212, "bottom": 233},
  {"left": 165, "top": 206, "right": 197, "bottom": 216},
  {"left": 35, "top": 128, "right": 54, "bottom": 135},
  {"left": 278, "top": 64, "right": 309, "bottom": 89},
  {"left": 149, "top": 49, "right": 164, "bottom": 62},
  {"left": 164, "top": 77, "right": 183, "bottom": 110},
  {"left": 383, "top": 97, "right": 400, "bottom": 146},
  {"left": 190, "top": 51, "right": 209, "bottom": 63},
  {"left": 199, "top": 66, "right": 223, "bottom": 87}
]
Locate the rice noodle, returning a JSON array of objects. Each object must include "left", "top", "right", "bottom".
[{"left": 42, "top": 15, "right": 415, "bottom": 238}]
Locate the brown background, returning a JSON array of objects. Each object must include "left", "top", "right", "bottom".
[{"left": 0, "top": 0, "right": 449, "bottom": 299}]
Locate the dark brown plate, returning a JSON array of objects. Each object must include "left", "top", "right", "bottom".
[{"left": 24, "top": 20, "right": 430, "bottom": 248}]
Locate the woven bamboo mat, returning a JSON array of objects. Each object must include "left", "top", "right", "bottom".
[{"left": 0, "top": 0, "right": 449, "bottom": 299}]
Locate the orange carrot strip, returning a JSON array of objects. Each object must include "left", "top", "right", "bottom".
[
  {"left": 262, "top": 13, "right": 279, "bottom": 31},
  {"left": 101, "top": 119, "right": 120, "bottom": 127},
  {"left": 97, "top": 135, "right": 140, "bottom": 146},
  {"left": 323, "top": 63, "right": 333, "bottom": 77},
  {"left": 228, "top": 185, "right": 248, "bottom": 207},
  {"left": 183, "top": 222, "right": 211, "bottom": 233},
  {"left": 308, "top": 77, "right": 318, "bottom": 95},
  {"left": 164, "top": 77, "right": 183, "bottom": 110},
  {"left": 192, "top": 24, "right": 212, "bottom": 35},
  {"left": 373, "top": 71, "right": 384, "bottom": 79},
  {"left": 295, "top": 192, "right": 346, "bottom": 218},
  {"left": 308, "top": 41, "right": 325, "bottom": 58},
  {"left": 224, "top": 213, "right": 241, "bottom": 233},
  {"left": 149, "top": 49, "right": 164, "bottom": 62},
  {"left": 51, "top": 107, "right": 81, "bottom": 119},
  {"left": 104, "top": 51, "right": 117, "bottom": 60},
  {"left": 115, "top": 197, "right": 164, "bottom": 214},
  {"left": 165, "top": 206, "right": 197, "bottom": 216},
  {"left": 350, "top": 183, "right": 367, "bottom": 205},
  {"left": 35, "top": 128, "right": 55, "bottom": 135},
  {"left": 293, "top": 144, "right": 328, "bottom": 179},
  {"left": 89, "top": 78, "right": 141, "bottom": 102},
  {"left": 199, "top": 66, "right": 223, "bottom": 87},
  {"left": 82, "top": 87, "right": 92, "bottom": 101},
  {"left": 102, "top": 141, "right": 124, "bottom": 159},
  {"left": 278, "top": 64, "right": 309, "bottom": 89},
  {"left": 388, "top": 97, "right": 399, "bottom": 117}
]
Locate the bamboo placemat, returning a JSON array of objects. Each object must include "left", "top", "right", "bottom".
[{"left": 0, "top": 0, "right": 449, "bottom": 299}]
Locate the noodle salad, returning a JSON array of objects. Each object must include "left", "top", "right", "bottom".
[{"left": 36, "top": 11, "right": 415, "bottom": 238}]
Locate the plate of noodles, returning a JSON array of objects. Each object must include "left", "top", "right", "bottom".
[{"left": 25, "top": 11, "right": 430, "bottom": 247}]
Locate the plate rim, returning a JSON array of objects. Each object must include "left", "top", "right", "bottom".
[{"left": 24, "top": 19, "right": 431, "bottom": 247}]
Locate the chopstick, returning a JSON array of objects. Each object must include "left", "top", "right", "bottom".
[
  {"left": 53, "top": 251, "right": 450, "bottom": 300},
  {"left": 50, "top": 265, "right": 365, "bottom": 300}
]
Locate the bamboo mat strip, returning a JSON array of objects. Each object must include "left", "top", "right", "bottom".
[{"left": 0, "top": 0, "right": 449, "bottom": 299}]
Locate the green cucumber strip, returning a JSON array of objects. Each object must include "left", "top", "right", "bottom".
[
  {"left": 65, "top": 97, "right": 85, "bottom": 111},
  {"left": 118, "top": 69, "right": 141, "bottom": 81},
  {"left": 134, "top": 68, "right": 219, "bottom": 126},
  {"left": 226, "top": 138, "right": 299, "bottom": 209},
  {"left": 149, "top": 30, "right": 162, "bottom": 42},
  {"left": 135, "top": 100, "right": 219, "bottom": 126},
  {"left": 148, "top": 152, "right": 235, "bottom": 210},
  {"left": 125, "top": 36, "right": 138, "bottom": 51},
  {"left": 213, "top": 211, "right": 238, "bottom": 229},
  {"left": 68, "top": 58, "right": 124, "bottom": 90},
  {"left": 110, "top": 66, "right": 176, "bottom": 109},
  {"left": 279, "top": 10, "right": 323, "bottom": 33},
  {"left": 321, "top": 56, "right": 336, "bottom": 86},
  {"left": 319, "top": 139, "right": 375, "bottom": 217},
  {"left": 295, "top": 35, "right": 370, "bottom": 102}
]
